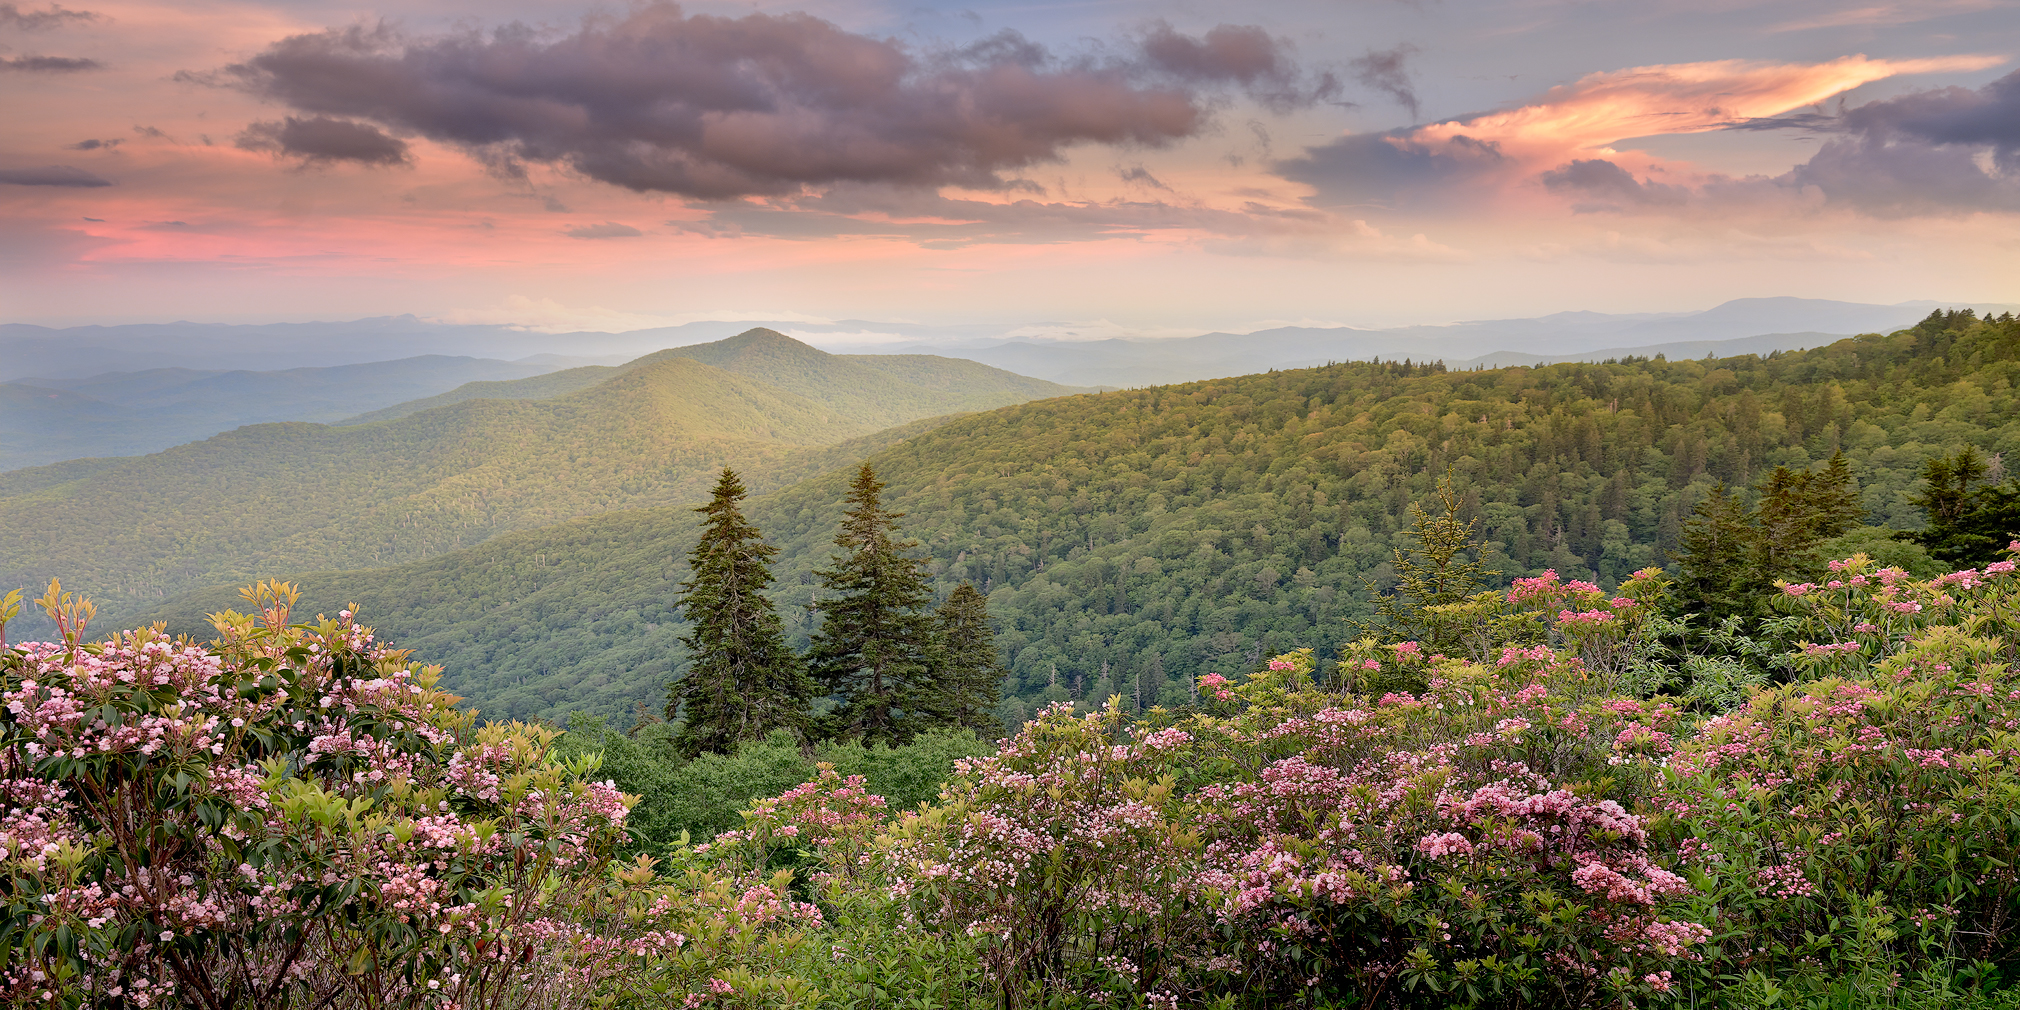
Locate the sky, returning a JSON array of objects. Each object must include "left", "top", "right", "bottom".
[{"left": 2, "top": 0, "right": 2018, "bottom": 334}]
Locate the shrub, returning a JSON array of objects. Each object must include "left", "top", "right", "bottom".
[{"left": 0, "top": 582, "right": 632, "bottom": 1009}]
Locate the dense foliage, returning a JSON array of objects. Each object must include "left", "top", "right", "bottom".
[
  {"left": 20, "top": 541, "right": 2020, "bottom": 1008},
  {"left": 133, "top": 311, "right": 2016, "bottom": 725},
  {"left": 1901, "top": 446, "right": 2020, "bottom": 566},
  {"left": 0, "top": 582, "right": 635, "bottom": 1009}
]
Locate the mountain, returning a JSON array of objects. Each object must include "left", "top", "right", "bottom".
[
  {"left": 1451, "top": 331, "right": 1850, "bottom": 369},
  {"left": 341, "top": 330, "right": 1087, "bottom": 426},
  {"left": 0, "top": 355, "right": 567, "bottom": 471},
  {"left": 935, "top": 299, "right": 1994, "bottom": 387},
  {"left": 121, "top": 309, "right": 2020, "bottom": 727},
  {"left": 0, "top": 330, "right": 1086, "bottom": 618},
  {"left": 15, "top": 298, "right": 2010, "bottom": 388}
]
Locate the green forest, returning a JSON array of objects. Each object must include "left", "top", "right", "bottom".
[
  {"left": 130, "top": 309, "right": 2019, "bottom": 727},
  {"left": 0, "top": 330, "right": 1078, "bottom": 621}
]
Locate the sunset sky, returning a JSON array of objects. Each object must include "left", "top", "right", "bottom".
[{"left": 4, "top": 0, "right": 2017, "bottom": 334}]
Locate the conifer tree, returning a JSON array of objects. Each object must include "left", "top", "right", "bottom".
[
  {"left": 666, "top": 468, "right": 813, "bottom": 758},
  {"left": 932, "top": 583, "right": 1004, "bottom": 733},
  {"left": 1674, "top": 455, "right": 1863, "bottom": 624},
  {"left": 1904, "top": 447, "right": 2020, "bottom": 565},
  {"left": 808, "top": 464, "right": 937, "bottom": 745},
  {"left": 1672, "top": 482, "right": 1760, "bottom": 622},
  {"left": 1359, "top": 473, "right": 1498, "bottom": 654}
]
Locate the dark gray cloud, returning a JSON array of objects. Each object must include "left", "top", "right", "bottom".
[
  {"left": 1540, "top": 158, "right": 1686, "bottom": 211},
  {"left": 64, "top": 137, "right": 118, "bottom": 150},
  {"left": 1737, "top": 68, "right": 2020, "bottom": 214},
  {"left": 1137, "top": 21, "right": 1338, "bottom": 113},
  {"left": 199, "top": 4, "right": 1329, "bottom": 199},
  {"left": 1275, "top": 130, "right": 1504, "bottom": 208},
  {"left": 565, "top": 222, "right": 643, "bottom": 238},
  {"left": 1348, "top": 44, "right": 1419, "bottom": 120},
  {"left": 0, "top": 3, "right": 97, "bottom": 30},
  {"left": 0, "top": 54, "right": 101, "bottom": 71},
  {"left": 1116, "top": 165, "right": 1169, "bottom": 190},
  {"left": 235, "top": 115, "right": 411, "bottom": 166},
  {"left": 0, "top": 164, "right": 110, "bottom": 186}
]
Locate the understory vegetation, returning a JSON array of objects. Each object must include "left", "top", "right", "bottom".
[{"left": 9, "top": 534, "right": 2020, "bottom": 1007}]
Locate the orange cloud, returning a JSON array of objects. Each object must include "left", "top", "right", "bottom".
[{"left": 1411, "top": 53, "right": 2008, "bottom": 166}]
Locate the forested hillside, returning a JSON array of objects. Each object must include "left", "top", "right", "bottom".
[
  {"left": 342, "top": 328, "right": 1085, "bottom": 425},
  {"left": 0, "top": 354, "right": 562, "bottom": 470},
  {"left": 129, "top": 310, "right": 2020, "bottom": 727},
  {"left": 0, "top": 330, "right": 1082, "bottom": 621}
]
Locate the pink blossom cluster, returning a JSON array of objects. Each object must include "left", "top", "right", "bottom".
[{"left": 0, "top": 608, "right": 634, "bottom": 1009}]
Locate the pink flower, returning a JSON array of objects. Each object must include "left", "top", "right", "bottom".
[{"left": 1416, "top": 832, "right": 1474, "bottom": 859}]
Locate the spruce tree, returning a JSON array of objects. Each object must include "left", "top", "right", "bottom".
[
  {"left": 1904, "top": 447, "right": 2020, "bottom": 565},
  {"left": 1671, "top": 482, "right": 1760, "bottom": 622},
  {"left": 808, "top": 464, "right": 937, "bottom": 745},
  {"left": 1359, "top": 473, "right": 1498, "bottom": 654},
  {"left": 1756, "top": 452, "right": 1863, "bottom": 579},
  {"left": 666, "top": 468, "right": 813, "bottom": 758},
  {"left": 933, "top": 583, "right": 1005, "bottom": 734}
]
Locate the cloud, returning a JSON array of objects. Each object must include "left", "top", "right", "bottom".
[
  {"left": 198, "top": 4, "right": 1328, "bottom": 200},
  {"left": 0, "top": 54, "right": 101, "bottom": 71},
  {"left": 1279, "top": 54, "right": 2005, "bottom": 209},
  {"left": 1137, "top": 21, "right": 1338, "bottom": 112},
  {"left": 0, "top": 3, "right": 96, "bottom": 30},
  {"left": 565, "top": 222, "right": 644, "bottom": 238},
  {"left": 1116, "top": 165, "right": 1170, "bottom": 190},
  {"left": 0, "top": 164, "right": 110, "bottom": 186},
  {"left": 236, "top": 116, "right": 411, "bottom": 166},
  {"left": 64, "top": 137, "right": 118, "bottom": 150},
  {"left": 1763, "top": 68, "right": 2020, "bottom": 214},
  {"left": 1349, "top": 44, "right": 1419, "bottom": 119},
  {"left": 1765, "top": 0, "right": 2002, "bottom": 33},
  {"left": 1540, "top": 158, "right": 1686, "bottom": 210}
]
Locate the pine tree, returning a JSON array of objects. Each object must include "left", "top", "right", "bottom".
[
  {"left": 808, "top": 464, "right": 937, "bottom": 745},
  {"left": 1359, "top": 473, "right": 1498, "bottom": 654},
  {"left": 666, "top": 469, "right": 813, "bottom": 758},
  {"left": 932, "top": 583, "right": 1005, "bottom": 734}
]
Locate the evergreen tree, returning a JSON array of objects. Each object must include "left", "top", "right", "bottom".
[
  {"left": 808, "top": 464, "right": 938, "bottom": 745},
  {"left": 1359, "top": 473, "right": 1498, "bottom": 654},
  {"left": 1903, "top": 447, "right": 2020, "bottom": 565},
  {"left": 666, "top": 469, "right": 813, "bottom": 758},
  {"left": 932, "top": 583, "right": 1005, "bottom": 734},
  {"left": 1675, "top": 456, "right": 1863, "bottom": 624},
  {"left": 1671, "top": 483, "right": 1760, "bottom": 622},
  {"left": 1755, "top": 452, "right": 1863, "bottom": 580}
]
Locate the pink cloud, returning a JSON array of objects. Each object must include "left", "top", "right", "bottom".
[{"left": 1413, "top": 54, "right": 2006, "bottom": 167}]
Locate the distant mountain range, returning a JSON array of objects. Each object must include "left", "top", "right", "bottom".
[
  {"left": 0, "top": 330, "right": 1085, "bottom": 616},
  {"left": 10, "top": 298, "right": 2012, "bottom": 392},
  {"left": 0, "top": 355, "right": 579, "bottom": 471}
]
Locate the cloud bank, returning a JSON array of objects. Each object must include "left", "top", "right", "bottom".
[
  {"left": 205, "top": 3, "right": 1332, "bottom": 200},
  {"left": 1279, "top": 53, "right": 2010, "bottom": 216},
  {"left": 0, "top": 164, "right": 111, "bottom": 186},
  {"left": 235, "top": 116, "right": 411, "bottom": 166},
  {"left": 1, "top": 54, "right": 101, "bottom": 71}
]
